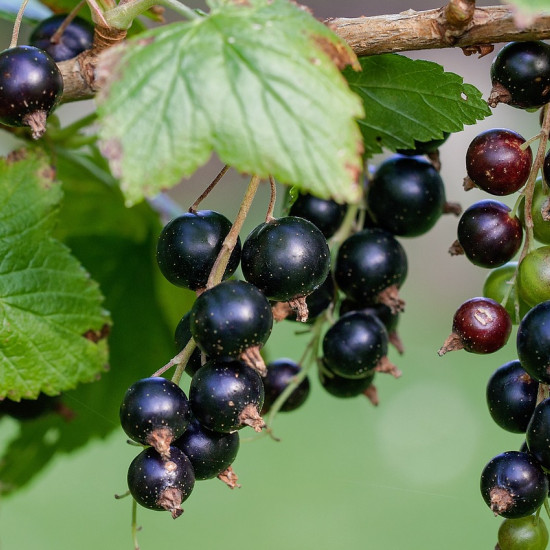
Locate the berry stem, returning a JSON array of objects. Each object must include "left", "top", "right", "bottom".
[
  {"left": 50, "top": 0, "right": 87, "bottom": 45},
  {"left": 105, "top": 0, "right": 200, "bottom": 29},
  {"left": 9, "top": 0, "right": 30, "bottom": 49},
  {"left": 151, "top": 336, "right": 197, "bottom": 384},
  {"left": 544, "top": 498, "right": 550, "bottom": 521},
  {"left": 265, "top": 176, "right": 277, "bottom": 222},
  {"left": 206, "top": 174, "right": 262, "bottom": 289},
  {"left": 131, "top": 498, "right": 140, "bottom": 550},
  {"left": 188, "top": 164, "right": 230, "bottom": 213}
]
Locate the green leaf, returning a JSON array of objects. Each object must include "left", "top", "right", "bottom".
[
  {"left": 0, "top": 147, "right": 194, "bottom": 495},
  {"left": 503, "top": 0, "right": 550, "bottom": 14},
  {"left": 96, "top": 0, "right": 364, "bottom": 204},
  {"left": 0, "top": 150, "right": 110, "bottom": 400},
  {"left": 0, "top": 0, "right": 51, "bottom": 23},
  {"left": 344, "top": 54, "right": 491, "bottom": 156}
]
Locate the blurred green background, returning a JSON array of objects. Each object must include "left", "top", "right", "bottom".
[{"left": 0, "top": 1, "right": 544, "bottom": 549}]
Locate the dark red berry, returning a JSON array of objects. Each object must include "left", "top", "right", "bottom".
[
  {"left": 439, "top": 297, "right": 512, "bottom": 355},
  {"left": 119, "top": 377, "right": 190, "bottom": 458},
  {"left": 456, "top": 200, "right": 523, "bottom": 268},
  {"left": 490, "top": 41, "right": 550, "bottom": 109},
  {"left": 127, "top": 446, "right": 195, "bottom": 518},
  {"left": 367, "top": 155, "right": 446, "bottom": 237},
  {"left": 466, "top": 129, "right": 532, "bottom": 195},
  {"left": 0, "top": 46, "right": 64, "bottom": 138},
  {"left": 29, "top": 14, "right": 94, "bottom": 62}
]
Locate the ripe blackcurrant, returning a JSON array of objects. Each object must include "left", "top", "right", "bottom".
[
  {"left": 366, "top": 155, "right": 446, "bottom": 237},
  {"left": 29, "top": 14, "right": 94, "bottom": 62},
  {"left": 439, "top": 297, "right": 512, "bottom": 355},
  {"left": 288, "top": 192, "right": 347, "bottom": 238},
  {"left": 119, "top": 377, "right": 190, "bottom": 458},
  {"left": 156, "top": 210, "right": 241, "bottom": 290},
  {"left": 455, "top": 200, "right": 523, "bottom": 268},
  {"left": 241, "top": 216, "right": 330, "bottom": 321},
  {"left": 480, "top": 451, "right": 548, "bottom": 518},
  {"left": 323, "top": 312, "right": 394, "bottom": 379},
  {"left": 517, "top": 300, "right": 550, "bottom": 383},
  {"left": 261, "top": 358, "right": 310, "bottom": 414},
  {"left": 526, "top": 398, "right": 550, "bottom": 469},
  {"left": 486, "top": 360, "right": 538, "bottom": 434},
  {"left": 173, "top": 416, "right": 239, "bottom": 481},
  {"left": 189, "top": 280, "right": 272, "bottom": 372},
  {"left": 189, "top": 358, "right": 265, "bottom": 433},
  {"left": 127, "top": 446, "right": 195, "bottom": 518},
  {"left": 490, "top": 41, "right": 550, "bottom": 109},
  {"left": 0, "top": 46, "right": 64, "bottom": 139},
  {"left": 334, "top": 228, "right": 408, "bottom": 312},
  {"left": 318, "top": 362, "right": 377, "bottom": 402},
  {"left": 466, "top": 128, "right": 532, "bottom": 195}
]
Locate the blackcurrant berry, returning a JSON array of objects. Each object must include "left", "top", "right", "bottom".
[
  {"left": 480, "top": 451, "right": 548, "bottom": 518},
  {"left": 498, "top": 515, "right": 549, "bottom": 550},
  {"left": 396, "top": 132, "right": 450, "bottom": 156},
  {"left": 439, "top": 297, "right": 512, "bottom": 355},
  {"left": 526, "top": 398, "right": 550, "bottom": 469},
  {"left": 127, "top": 446, "right": 195, "bottom": 518},
  {"left": 119, "top": 377, "right": 190, "bottom": 458},
  {"left": 189, "top": 280, "right": 272, "bottom": 372},
  {"left": 322, "top": 311, "right": 393, "bottom": 379},
  {"left": 174, "top": 312, "right": 204, "bottom": 377},
  {"left": 318, "top": 361, "right": 377, "bottom": 401},
  {"left": 517, "top": 246, "right": 550, "bottom": 307},
  {"left": 241, "top": 216, "right": 330, "bottom": 320},
  {"left": 486, "top": 360, "right": 538, "bottom": 434},
  {"left": 173, "top": 417, "right": 239, "bottom": 480},
  {"left": 261, "top": 358, "right": 310, "bottom": 414},
  {"left": 189, "top": 358, "right": 265, "bottom": 433},
  {"left": 466, "top": 128, "right": 532, "bottom": 195},
  {"left": 29, "top": 14, "right": 94, "bottom": 62},
  {"left": 0, "top": 46, "right": 64, "bottom": 139},
  {"left": 517, "top": 300, "right": 550, "bottom": 383},
  {"left": 490, "top": 41, "right": 550, "bottom": 109},
  {"left": 156, "top": 210, "right": 241, "bottom": 290},
  {"left": 288, "top": 192, "right": 347, "bottom": 238},
  {"left": 456, "top": 200, "right": 523, "bottom": 268},
  {"left": 334, "top": 228, "right": 408, "bottom": 312},
  {"left": 366, "top": 155, "right": 446, "bottom": 237}
]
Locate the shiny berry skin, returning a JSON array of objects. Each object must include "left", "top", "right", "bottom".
[
  {"left": 29, "top": 15, "right": 94, "bottom": 62},
  {"left": 323, "top": 312, "right": 388, "bottom": 379},
  {"left": 498, "top": 515, "right": 549, "bottom": 550},
  {"left": 340, "top": 300, "right": 399, "bottom": 334},
  {"left": 517, "top": 246, "right": 550, "bottom": 307},
  {"left": 156, "top": 210, "right": 241, "bottom": 290},
  {"left": 241, "top": 216, "right": 330, "bottom": 302},
  {"left": 119, "top": 377, "right": 190, "bottom": 452},
  {"left": 288, "top": 193, "right": 347, "bottom": 238},
  {"left": 127, "top": 446, "right": 195, "bottom": 518},
  {"left": 444, "top": 297, "right": 512, "bottom": 354},
  {"left": 318, "top": 362, "right": 375, "bottom": 399},
  {"left": 174, "top": 312, "right": 204, "bottom": 377},
  {"left": 457, "top": 200, "right": 523, "bottom": 268},
  {"left": 335, "top": 228, "right": 408, "bottom": 305},
  {"left": 367, "top": 155, "right": 446, "bottom": 237},
  {"left": 526, "top": 398, "right": 550, "bottom": 469},
  {"left": 261, "top": 358, "right": 310, "bottom": 414},
  {"left": 517, "top": 300, "right": 550, "bottom": 383},
  {"left": 480, "top": 451, "right": 548, "bottom": 518},
  {"left": 0, "top": 46, "right": 63, "bottom": 136},
  {"left": 173, "top": 417, "right": 239, "bottom": 480},
  {"left": 189, "top": 280, "right": 273, "bottom": 358},
  {"left": 490, "top": 41, "right": 550, "bottom": 109},
  {"left": 189, "top": 358, "right": 265, "bottom": 433},
  {"left": 466, "top": 128, "right": 532, "bottom": 195},
  {"left": 486, "top": 360, "right": 538, "bottom": 434},
  {"left": 483, "top": 262, "right": 530, "bottom": 324}
]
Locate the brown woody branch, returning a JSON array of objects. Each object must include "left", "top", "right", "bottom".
[
  {"left": 326, "top": 5, "right": 550, "bottom": 57},
  {"left": 59, "top": 4, "right": 550, "bottom": 102}
]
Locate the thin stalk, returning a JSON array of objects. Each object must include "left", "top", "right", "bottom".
[
  {"left": 50, "top": 0, "right": 87, "bottom": 44},
  {"left": 151, "top": 337, "right": 197, "bottom": 381},
  {"left": 189, "top": 164, "right": 230, "bottom": 212},
  {"left": 544, "top": 498, "right": 550, "bottom": 520},
  {"left": 105, "top": 0, "right": 200, "bottom": 28},
  {"left": 265, "top": 176, "right": 277, "bottom": 222},
  {"left": 9, "top": 0, "right": 30, "bottom": 48},
  {"left": 206, "top": 174, "right": 262, "bottom": 289},
  {"left": 131, "top": 499, "right": 140, "bottom": 550}
]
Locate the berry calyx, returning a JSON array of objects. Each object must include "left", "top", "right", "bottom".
[{"left": 0, "top": 46, "right": 64, "bottom": 139}]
